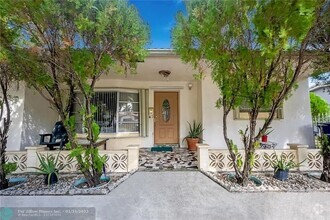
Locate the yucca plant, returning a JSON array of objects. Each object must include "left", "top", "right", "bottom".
[{"left": 34, "top": 152, "right": 68, "bottom": 185}]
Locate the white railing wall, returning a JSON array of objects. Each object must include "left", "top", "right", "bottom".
[
  {"left": 197, "top": 144, "right": 323, "bottom": 172},
  {"left": 5, "top": 145, "right": 139, "bottom": 174}
]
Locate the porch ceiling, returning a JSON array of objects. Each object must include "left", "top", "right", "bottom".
[{"left": 101, "top": 55, "right": 197, "bottom": 82}]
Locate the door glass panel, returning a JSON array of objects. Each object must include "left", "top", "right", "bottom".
[{"left": 162, "top": 99, "right": 170, "bottom": 122}]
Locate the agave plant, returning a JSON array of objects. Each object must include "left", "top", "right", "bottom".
[
  {"left": 182, "top": 121, "right": 204, "bottom": 151},
  {"left": 271, "top": 153, "right": 303, "bottom": 172},
  {"left": 34, "top": 152, "right": 68, "bottom": 185},
  {"left": 183, "top": 121, "right": 204, "bottom": 139}
]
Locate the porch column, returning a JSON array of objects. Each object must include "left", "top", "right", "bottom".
[
  {"left": 288, "top": 143, "right": 309, "bottom": 171},
  {"left": 197, "top": 144, "right": 209, "bottom": 171},
  {"left": 25, "top": 145, "right": 47, "bottom": 172},
  {"left": 127, "top": 145, "right": 139, "bottom": 172}
]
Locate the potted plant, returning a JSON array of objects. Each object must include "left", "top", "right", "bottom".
[
  {"left": 261, "top": 127, "right": 273, "bottom": 142},
  {"left": 183, "top": 121, "right": 204, "bottom": 151},
  {"left": 271, "top": 152, "right": 303, "bottom": 181},
  {"left": 34, "top": 152, "right": 68, "bottom": 186},
  {"left": 1, "top": 162, "right": 17, "bottom": 189},
  {"left": 317, "top": 133, "right": 330, "bottom": 183}
]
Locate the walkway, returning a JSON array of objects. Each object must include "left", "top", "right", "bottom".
[
  {"left": 2, "top": 171, "right": 329, "bottom": 220},
  {"left": 139, "top": 148, "right": 197, "bottom": 170}
]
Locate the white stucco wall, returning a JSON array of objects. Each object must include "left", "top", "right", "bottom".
[
  {"left": 91, "top": 78, "right": 199, "bottom": 149},
  {"left": 201, "top": 76, "right": 314, "bottom": 149},
  {"left": 2, "top": 84, "right": 25, "bottom": 151},
  {"left": 20, "top": 87, "right": 58, "bottom": 149}
]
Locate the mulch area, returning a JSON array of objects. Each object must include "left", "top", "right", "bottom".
[
  {"left": 202, "top": 171, "right": 330, "bottom": 192},
  {"left": 0, "top": 171, "right": 136, "bottom": 196}
]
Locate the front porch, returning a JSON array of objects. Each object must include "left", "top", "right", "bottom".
[
  {"left": 2, "top": 143, "right": 328, "bottom": 196},
  {"left": 139, "top": 148, "right": 197, "bottom": 170}
]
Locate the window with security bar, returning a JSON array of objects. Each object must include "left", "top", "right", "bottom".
[
  {"left": 73, "top": 89, "right": 146, "bottom": 134},
  {"left": 234, "top": 100, "right": 283, "bottom": 120}
]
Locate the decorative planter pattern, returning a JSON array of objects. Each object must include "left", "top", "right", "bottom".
[
  {"left": 5, "top": 152, "right": 27, "bottom": 172},
  {"left": 6, "top": 145, "right": 139, "bottom": 174},
  {"left": 197, "top": 144, "right": 324, "bottom": 172},
  {"left": 208, "top": 149, "right": 297, "bottom": 172}
]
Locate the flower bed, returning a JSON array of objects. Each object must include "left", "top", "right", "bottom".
[{"left": 202, "top": 171, "right": 330, "bottom": 192}]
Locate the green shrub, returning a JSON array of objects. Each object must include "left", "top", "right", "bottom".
[
  {"left": 310, "top": 93, "right": 330, "bottom": 119},
  {"left": 3, "top": 162, "right": 17, "bottom": 175}
]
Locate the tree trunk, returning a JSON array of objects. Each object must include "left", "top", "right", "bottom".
[
  {"left": 321, "top": 153, "right": 330, "bottom": 183},
  {"left": 0, "top": 122, "right": 9, "bottom": 189},
  {"left": 0, "top": 141, "right": 8, "bottom": 190},
  {"left": 239, "top": 111, "right": 258, "bottom": 186},
  {"left": 0, "top": 75, "right": 11, "bottom": 190},
  {"left": 222, "top": 101, "right": 243, "bottom": 182}
]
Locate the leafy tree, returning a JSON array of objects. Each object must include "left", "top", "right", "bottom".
[
  {"left": 310, "top": 93, "right": 330, "bottom": 120},
  {"left": 173, "top": 0, "right": 325, "bottom": 185},
  {"left": 0, "top": 23, "right": 20, "bottom": 189},
  {"left": 310, "top": 0, "right": 330, "bottom": 87},
  {"left": 0, "top": 0, "right": 149, "bottom": 187}
]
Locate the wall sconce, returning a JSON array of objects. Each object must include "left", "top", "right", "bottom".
[{"left": 188, "top": 83, "right": 193, "bottom": 90}]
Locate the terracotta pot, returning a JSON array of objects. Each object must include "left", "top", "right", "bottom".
[
  {"left": 186, "top": 138, "right": 199, "bottom": 151},
  {"left": 261, "top": 135, "right": 268, "bottom": 142}
]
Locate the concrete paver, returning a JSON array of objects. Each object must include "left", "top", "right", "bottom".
[{"left": 1, "top": 171, "right": 329, "bottom": 220}]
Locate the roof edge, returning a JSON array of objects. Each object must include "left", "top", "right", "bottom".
[
  {"left": 147, "top": 49, "right": 177, "bottom": 56},
  {"left": 309, "top": 84, "right": 330, "bottom": 92}
]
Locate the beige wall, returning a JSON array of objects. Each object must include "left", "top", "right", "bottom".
[
  {"left": 93, "top": 78, "right": 199, "bottom": 149},
  {"left": 201, "top": 76, "right": 314, "bottom": 149},
  {"left": 5, "top": 77, "right": 314, "bottom": 150},
  {"left": 20, "top": 87, "right": 58, "bottom": 149},
  {"left": 1, "top": 83, "right": 26, "bottom": 151}
]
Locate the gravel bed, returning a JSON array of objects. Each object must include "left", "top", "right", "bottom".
[
  {"left": 0, "top": 170, "right": 136, "bottom": 196},
  {"left": 202, "top": 171, "right": 330, "bottom": 193}
]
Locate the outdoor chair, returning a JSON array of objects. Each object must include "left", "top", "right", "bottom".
[{"left": 39, "top": 121, "right": 68, "bottom": 150}]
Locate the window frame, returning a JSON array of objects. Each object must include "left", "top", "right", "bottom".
[
  {"left": 233, "top": 104, "right": 284, "bottom": 120},
  {"left": 74, "top": 88, "right": 143, "bottom": 137},
  {"left": 117, "top": 90, "right": 140, "bottom": 134}
]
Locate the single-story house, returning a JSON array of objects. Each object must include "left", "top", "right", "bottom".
[{"left": 5, "top": 49, "right": 314, "bottom": 151}]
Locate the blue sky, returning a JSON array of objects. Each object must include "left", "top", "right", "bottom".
[{"left": 130, "top": 0, "right": 185, "bottom": 48}]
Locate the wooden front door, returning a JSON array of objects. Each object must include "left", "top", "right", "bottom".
[{"left": 154, "top": 92, "right": 179, "bottom": 144}]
